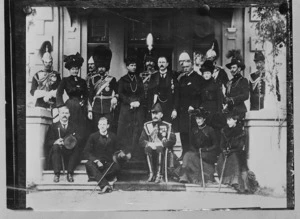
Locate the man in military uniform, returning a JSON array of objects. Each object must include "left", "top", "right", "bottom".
[
  {"left": 249, "top": 51, "right": 266, "bottom": 111},
  {"left": 30, "top": 41, "right": 61, "bottom": 108},
  {"left": 88, "top": 46, "right": 118, "bottom": 133},
  {"left": 177, "top": 51, "right": 204, "bottom": 159},
  {"left": 224, "top": 50, "right": 249, "bottom": 120},
  {"left": 139, "top": 54, "right": 158, "bottom": 121},
  {"left": 45, "top": 106, "right": 82, "bottom": 183},
  {"left": 139, "top": 103, "right": 176, "bottom": 183},
  {"left": 86, "top": 56, "right": 97, "bottom": 89},
  {"left": 148, "top": 56, "right": 179, "bottom": 126}
]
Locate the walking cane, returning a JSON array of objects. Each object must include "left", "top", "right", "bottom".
[
  {"left": 58, "top": 128, "right": 65, "bottom": 175},
  {"left": 199, "top": 149, "right": 205, "bottom": 189},
  {"left": 218, "top": 154, "right": 227, "bottom": 192},
  {"left": 91, "top": 162, "right": 115, "bottom": 195}
]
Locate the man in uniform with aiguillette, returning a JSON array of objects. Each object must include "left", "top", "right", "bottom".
[
  {"left": 86, "top": 55, "right": 97, "bottom": 90},
  {"left": 139, "top": 103, "right": 176, "bottom": 183},
  {"left": 30, "top": 41, "right": 61, "bottom": 108},
  {"left": 87, "top": 46, "right": 118, "bottom": 133},
  {"left": 249, "top": 51, "right": 266, "bottom": 111}
]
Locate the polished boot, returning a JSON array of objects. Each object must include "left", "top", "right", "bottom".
[
  {"left": 53, "top": 173, "right": 60, "bottom": 183},
  {"left": 146, "top": 154, "right": 154, "bottom": 182},
  {"left": 154, "top": 153, "right": 163, "bottom": 183},
  {"left": 67, "top": 172, "right": 74, "bottom": 183}
]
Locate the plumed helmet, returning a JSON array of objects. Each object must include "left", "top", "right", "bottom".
[
  {"left": 93, "top": 46, "right": 112, "bottom": 70},
  {"left": 178, "top": 51, "right": 191, "bottom": 62},
  {"left": 64, "top": 53, "right": 84, "bottom": 70},
  {"left": 225, "top": 49, "right": 245, "bottom": 70},
  {"left": 206, "top": 43, "right": 217, "bottom": 60},
  {"left": 200, "top": 60, "right": 215, "bottom": 73},
  {"left": 39, "top": 41, "right": 53, "bottom": 62},
  {"left": 254, "top": 51, "right": 265, "bottom": 62}
]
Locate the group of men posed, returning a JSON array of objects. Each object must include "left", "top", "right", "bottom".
[{"left": 34, "top": 41, "right": 266, "bottom": 193}]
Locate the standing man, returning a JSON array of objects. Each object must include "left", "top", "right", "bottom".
[
  {"left": 139, "top": 54, "right": 158, "bottom": 121},
  {"left": 249, "top": 51, "right": 266, "bottom": 111},
  {"left": 84, "top": 117, "right": 130, "bottom": 193},
  {"left": 177, "top": 52, "right": 204, "bottom": 159},
  {"left": 148, "top": 56, "right": 179, "bottom": 126},
  {"left": 224, "top": 50, "right": 249, "bottom": 120},
  {"left": 117, "top": 56, "right": 145, "bottom": 160},
  {"left": 139, "top": 103, "right": 176, "bottom": 183},
  {"left": 88, "top": 46, "right": 118, "bottom": 133},
  {"left": 45, "top": 106, "right": 82, "bottom": 183},
  {"left": 30, "top": 41, "right": 61, "bottom": 108},
  {"left": 86, "top": 55, "right": 97, "bottom": 89}
]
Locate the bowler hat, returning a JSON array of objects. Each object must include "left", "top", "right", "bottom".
[
  {"left": 151, "top": 103, "right": 163, "bottom": 113},
  {"left": 200, "top": 60, "right": 215, "bottom": 73},
  {"left": 254, "top": 51, "right": 265, "bottom": 62}
]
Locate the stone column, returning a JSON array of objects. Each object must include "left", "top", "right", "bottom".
[
  {"left": 26, "top": 107, "right": 53, "bottom": 187},
  {"left": 245, "top": 110, "right": 287, "bottom": 195}
]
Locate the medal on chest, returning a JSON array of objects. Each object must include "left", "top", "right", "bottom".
[{"left": 105, "top": 86, "right": 110, "bottom": 92}]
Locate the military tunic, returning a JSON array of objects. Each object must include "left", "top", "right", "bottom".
[
  {"left": 30, "top": 70, "right": 61, "bottom": 108},
  {"left": 249, "top": 70, "right": 266, "bottom": 110},
  {"left": 88, "top": 74, "right": 118, "bottom": 132}
]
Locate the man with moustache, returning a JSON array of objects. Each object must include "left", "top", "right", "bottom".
[
  {"left": 249, "top": 51, "right": 266, "bottom": 111},
  {"left": 30, "top": 41, "right": 61, "bottom": 108},
  {"left": 139, "top": 103, "right": 176, "bottom": 183},
  {"left": 177, "top": 52, "right": 204, "bottom": 159},
  {"left": 148, "top": 56, "right": 179, "bottom": 126},
  {"left": 224, "top": 50, "right": 249, "bottom": 120},
  {"left": 139, "top": 54, "right": 158, "bottom": 121},
  {"left": 117, "top": 56, "right": 144, "bottom": 160},
  {"left": 45, "top": 106, "right": 82, "bottom": 183},
  {"left": 86, "top": 56, "right": 97, "bottom": 89},
  {"left": 88, "top": 46, "right": 118, "bottom": 133}
]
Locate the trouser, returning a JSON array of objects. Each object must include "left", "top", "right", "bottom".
[
  {"left": 180, "top": 132, "right": 190, "bottom": 157},
  {"left": 51, "top": 144, "right": 80, "bottom": 174},
  {"left": 85, "top": 160, "right": 120, "bottom": 189}
]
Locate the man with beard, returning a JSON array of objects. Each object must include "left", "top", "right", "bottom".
[
  {"left": 177, "top": 52, "right": 204, "bottom": 159},
  {"left": 45, "top": 106, "right": 82, "bottom": 183},
  {"left": 30, "top": 41, "right": 61, "bottom": 108},
  {"left": 249, "top": 51, "right": 266, "bottom": 111},
  {"left": 148, "top": 56, "right": 179, "bottom": 126},
  {"left": 139, "top": 54, "right": 158, "bottom": 121},
  {"left": 86, "top": 56, "right": 97, "bottom": 89},
  {"left": 88, "top": 46, "right": 118, "bottom": 133},
  {"left": 224, "top": 50, "right": 249, "bottom": 120},
  {"left": 139, "top": 103, "right": 176, "bottom": 183},
  {"left": 117, "top": 56, "right": 144, "bottom": 160}
]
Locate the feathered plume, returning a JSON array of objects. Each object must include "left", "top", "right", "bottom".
[
  {"left": 226, "top": 49, "right": 243, "bottom": 62},
  {"left": 39, "top": 41, "right": 53, "bottom": 58}
]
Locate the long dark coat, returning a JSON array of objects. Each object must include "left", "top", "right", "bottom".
[
  {"left": 249, "top": 71, "right": 266, "bottom": 111},
  {"left": 178, "top": 71, "right": 204, "bottom": 132},
  {"left": 180, "top": 125, "right": 218, "bottom": 184},
  {"left": 148, "top": 70, "right": 179, "bottom": 128},
  {"left": 117, "top": 73, "right": 144, "bottom": 156},
  {"left": 225, "top": 73, "right": 249, "bottom": 116}
]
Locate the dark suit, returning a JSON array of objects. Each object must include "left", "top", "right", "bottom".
[
  {"left": 148, "top": 71, "right": 179, "bottom": 126},
  {"left": 45, "top": 121, "right": 81, "bottom": 174},
  {"left": 83, "top": 131, "right": 121, "bottom": 188},
  {"left": 178, "top": 71, "right": 204, "bottom": 156},
  {"left": 225, "top": 73, "right": 250, "bottom": 118}
]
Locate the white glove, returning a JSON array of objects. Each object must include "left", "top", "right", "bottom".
[
  {"left": 188, "top": 106, "right": 194, "bottom": 112},
  {"left": 171, "top": 109, "right": 177, "bottom": 119},
  {"left": 88, "top": 112, "right": 93, "bottom": 120}
]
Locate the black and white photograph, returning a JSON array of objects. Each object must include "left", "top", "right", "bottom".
[{"left": 3, "top": 0, "right": 297, "bottom": 216}]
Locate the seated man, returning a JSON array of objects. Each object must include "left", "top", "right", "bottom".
[
  {"left": 45, "top": 106, "right": 81, "bottom": 183},
  {"left": 83, "top": 117, "right": 130, "bottom": 193},
  {"left": 139, "top": 103, "right": 176, "bottom": 183}
]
